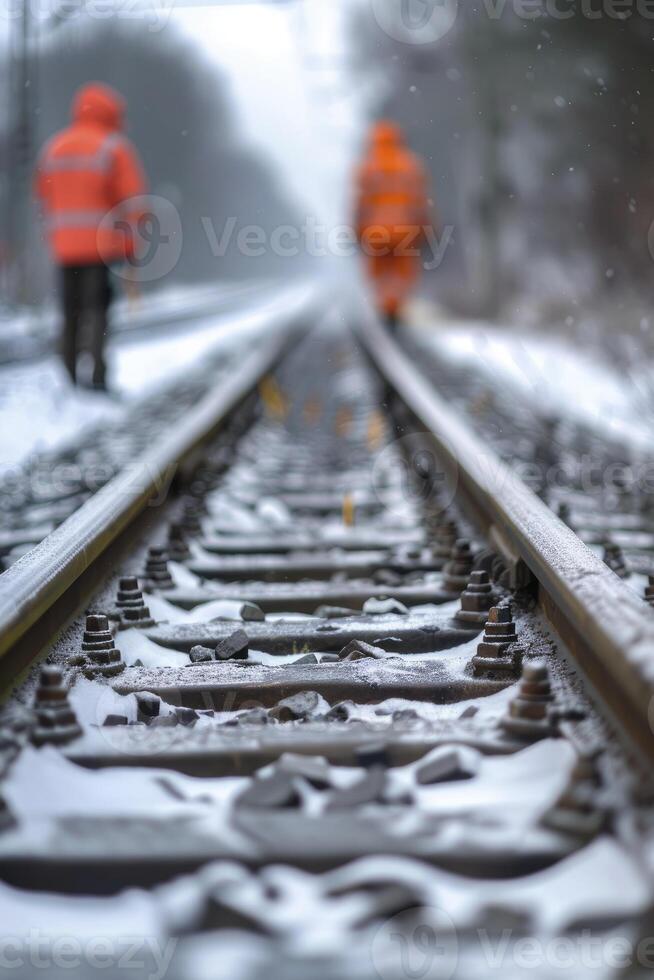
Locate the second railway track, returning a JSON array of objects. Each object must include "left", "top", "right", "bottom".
[{"left": 0, "top": 304, "right": 653, "bottom": 979}]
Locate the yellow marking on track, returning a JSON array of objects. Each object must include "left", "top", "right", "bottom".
[
  {"left": 343, "top": 493, "right": 355, "bottom": 527},
  {"left": 367, "top": 409, "right": 385, "bottom": 450},
  {"left": 259, "top": 375, "right": 288, "bottom": 420}
]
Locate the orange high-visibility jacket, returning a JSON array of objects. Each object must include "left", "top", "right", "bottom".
[
  {"left": 355, "top": 121, "right": 429, "bottom": 253},
  {"left": 34, "top": 83, "right": 146, "bottom": 266},
  {"left": 355, "top": 122, "right": 431, "bottom": 316}
]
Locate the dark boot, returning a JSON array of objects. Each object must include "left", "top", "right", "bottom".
[{"left": 384, "top": 309, "right": 399, "bottom": 332}]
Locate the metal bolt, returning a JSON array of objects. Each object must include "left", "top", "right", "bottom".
[
  {"left": 432, "top": 519, "right": 459, "bottom": 560},
  {"left": 141, "top": 547, "right": 174, "bottom": 591},
  {"left": 442, "top": 538, "right": 475, "bottom": 594},
  {"left": 541, "top": 753, "right": 606, "bottom": 837},
  {"left": 167, "top": 523, "right": 191, "bottom": 563},
  {"left": 31, "top": 665, "right": 82, "bottom": 746},
  {"left": 115, "top": 577, "right": 155, "bottom": 630},
  {"left": 179, "top": 501, "right": 204, "bottom": 537},
  {"left": 79, "top": 614, "right": 125, "bottom": 678},
  {"left": 501, "top": 660, "right": 556, "bottom": 740},
  {"left": 521, "top": 661, "right": 551, "bottom": 685},
  {"left": 471, "top": 605, "right": 522, "bottom": 675},
  {"left": 457, "top": 570, "right": 496, "bottom": 625}
]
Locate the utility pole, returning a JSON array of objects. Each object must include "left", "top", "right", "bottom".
[
  {"left": 462, "top": 15, "right": 502, "bottom": 319},
  {"left": 477, "top": 71, "right": 502, "bottom": 319},
  {"left": 7, "top": 0, "right": 34, "bottom": 306}
]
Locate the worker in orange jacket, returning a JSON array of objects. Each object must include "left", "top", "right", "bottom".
[
  {"left": 34, "top": 83, "right": 147, "bottom": 390},
  {"left": 355, "top": 121, "right": 431, "bottom": 329}
]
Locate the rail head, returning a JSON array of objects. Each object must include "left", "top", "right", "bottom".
[
  {"left": 356, "top": 305, "right": 654, "bottom": 760},
  {"left": 0, "top": 290, "right": 316, "bottom": 684}
]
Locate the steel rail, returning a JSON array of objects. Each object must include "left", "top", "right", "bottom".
[
  {"left": 0, "top": 293, "right": 314, "bottom": 687},
  {"left": 356, "top": 306, "right": 654, "bottom": 761}
]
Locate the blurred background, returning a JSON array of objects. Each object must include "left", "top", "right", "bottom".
[{"left": 1, "top": 0, "right": 653, "bottom": 350}]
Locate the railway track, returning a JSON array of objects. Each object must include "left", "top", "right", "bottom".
[
  {"left": 0, "top": 286, "right": 309, "bottom": 573},
  {"left": 405, "top": 325, "right": 654, "bottom": 582},
  {"left": 0, "top": 303, "right": 653, "bottom": 979}
]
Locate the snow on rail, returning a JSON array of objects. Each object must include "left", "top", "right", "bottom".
[
  {"left": 0, "top": 288, "right": 318, "bottom": 672},
  {"left": 356, "top": 304, "right": 654, "bottom": 759}
]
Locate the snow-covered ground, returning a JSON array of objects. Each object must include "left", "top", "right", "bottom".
[
  {"left": 0, "top": 280, "right": 273, "bottom": 364},
  {"left": 408, "top": 303, "right": 654, "bottom": 455},
  {"left": 0, "top": 281, "right": 314, "bottom": 476},
  {"left": 5, "top": 289, "right": 651, "bottom": 481}
]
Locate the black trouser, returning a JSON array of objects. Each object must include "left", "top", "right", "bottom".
[{"left": 60, "top": 264, "right": 112, "bottom": 387}]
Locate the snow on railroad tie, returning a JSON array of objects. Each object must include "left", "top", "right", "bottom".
[{"left": 0, "top": 314, "right": 652, "bottom": 980}]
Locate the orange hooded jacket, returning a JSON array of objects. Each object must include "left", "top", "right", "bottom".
[
  {"left": 355, "top": 121, "right": 431, "bottom": 316},
  {"left": 355, "top": 121, "right": 429, "bottom": 252},
  {"left": 34, "top": 83, "right": 146, "bottom": 266}
]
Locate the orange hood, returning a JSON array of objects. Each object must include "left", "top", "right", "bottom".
[
  {"left": 72, "top": 83, "right": 124, "bottom": 131},
  {"left": 370, "top": 120, "right": 405, "bottom": 150}
]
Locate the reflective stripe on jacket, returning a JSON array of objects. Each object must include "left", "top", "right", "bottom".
[{"left": 355, "top": 121, "right": 432, "bottom": 316}]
